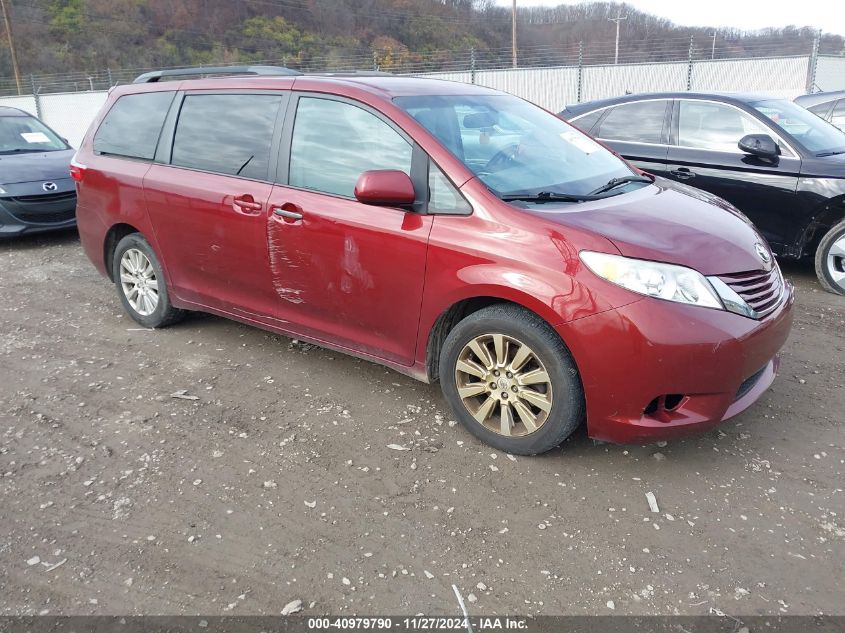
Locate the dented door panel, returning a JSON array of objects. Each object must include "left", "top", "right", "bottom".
[{"left": 265, "top": 186, "right": 433, "bottom": 365}]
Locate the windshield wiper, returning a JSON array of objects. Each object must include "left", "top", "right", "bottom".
[
  {"left": 0, "top": 148, "right": 46, "bottom": 155},
  {"left": 588, "top": 175, "right": 653, "bottom": 196},
  {"left": 816, "top": 150, "right": 845, "bottom": 157},
  {"left": 501, "top": 191, "right": 597, "bottom": 204}
]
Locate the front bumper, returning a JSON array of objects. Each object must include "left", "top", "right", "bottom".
[
  {"left": 557, "top": 282, "right": 794, "bottom": 443},
  {"left": 0, "top": 191, "right": 77, "bottom": 237}
]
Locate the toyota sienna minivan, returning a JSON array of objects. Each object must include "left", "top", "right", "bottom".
[{"left": 72, "top": 67, "right": 794, "bottom": 455}]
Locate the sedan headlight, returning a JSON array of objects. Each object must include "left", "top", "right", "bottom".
[
  {"left": 580, "top": 251, "right": 724, "bottom": 309},
  {"left": 0, "top": 186, "right": 6, "bottom": 195}
]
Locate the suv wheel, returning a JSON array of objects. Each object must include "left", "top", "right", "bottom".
[
  {"left": 439, "top": 304, "right": 585, "bottom": 455},
  {"left": 113, "top": 233, "right": 185, "bottom": 328},
  {"left": 815, "top": 219, "right": 845, "bottom": 296}
]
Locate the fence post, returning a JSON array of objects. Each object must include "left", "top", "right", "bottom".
[
  {"left": 107, "top": 67, "right": 113, "bottom": 87},
  {"left": 470, "top": 47, "right": 476, "bottom": 84},
  {"left": 29, "top": 74, "right": 42, "bottom": 120},
  {"left": 686, "top": 35, "right": 694, "bottom": 91},
  {"left": 577, "top": 41, "right": 583, "bottom": 103},
  {"left": 806, "top": 30, "right": 821, "bottom": 93},
  {"left": 372, "top": 50, "right": 379, "bottom": 72}
]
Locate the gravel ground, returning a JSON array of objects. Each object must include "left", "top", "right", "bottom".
[{"left": 0, "top": 229, "right": 843, "bottom": 617}]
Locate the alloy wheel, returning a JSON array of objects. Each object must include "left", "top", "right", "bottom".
[
  {"left": 454, "top": 333, "right": 553, "bottom": 437},
  {"left": 826, "top": 235, "right": 845, "bottom": 292},
  {"left": 120, "top": 248, "right": 159, "bottom": 316}
]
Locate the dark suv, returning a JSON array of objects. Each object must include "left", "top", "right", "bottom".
[{"left": 0, "top": 107, "right": 77, "bottom": 237}]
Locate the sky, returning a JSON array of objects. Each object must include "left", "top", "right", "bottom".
[{"left": 496, "top": 0, "right": 844, "bottom": 36}]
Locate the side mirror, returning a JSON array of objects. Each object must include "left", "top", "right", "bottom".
[
  {"left": 354, "top": 170, "right": 415, "bottom": 207},
  {"left": 738, "top": 134, "right": 779, "bottom": 160}
]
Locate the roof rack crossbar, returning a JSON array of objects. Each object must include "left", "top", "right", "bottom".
[{"left": 133, "top": 65, "right": 302, "bottom": 84}]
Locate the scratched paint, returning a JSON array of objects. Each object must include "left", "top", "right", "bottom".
[
  {"left": 267, "top": 219, "right": 307, "bottom": 304},
  {"left": 339, "top": 235, "right": 373, "bottom": 294}
]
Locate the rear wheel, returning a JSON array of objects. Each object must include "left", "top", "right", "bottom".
[
  {"left": 113, "top": 233, "right": 185, "bottom": 328},
  {"left": 815, "top": 220, "right": 845, "bottom": 296},
  {"left": 439, "top": 304, "right": 585, "bottom": 455}
]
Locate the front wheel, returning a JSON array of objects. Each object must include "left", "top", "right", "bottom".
[
  {"left": 112, "top": 233, "right": 185, "bottom": 328},
  {"left": 815, "top": 220, "right": 845, "bottom": 296},
  {"left": 439, "top": 304, "right": 585, "bottom": 455}
]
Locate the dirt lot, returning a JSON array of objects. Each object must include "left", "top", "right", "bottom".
[{"left": 0, "top": 229, "right": 843, "bottom": 617}]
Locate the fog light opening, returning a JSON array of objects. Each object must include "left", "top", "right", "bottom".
[
  {"left": 664, "top": 394, "right": 685, "bottom": 411},
  {"left": 643, "top": 394, "right": 686, "bottom": 418}
]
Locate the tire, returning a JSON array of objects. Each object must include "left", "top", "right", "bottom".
[
  {"left": 814, "top": 219, "right": 845, "bottom": 296},
  {"left": 439, "top": 304, "right": 585, "bottom": 455},
  {"left": 112, "top": 233, "right": 185, "bottom": 328}
]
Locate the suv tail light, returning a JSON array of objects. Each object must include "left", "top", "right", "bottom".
[{"left": 69, "top": 160, "right": 87, "bottom": 182}]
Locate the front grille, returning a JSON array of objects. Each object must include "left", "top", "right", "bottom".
[
  {"left": 1, "top": 190, "right": 77, "bottom": 225},
  {"left": 11, "top": 191, "right": 77, "bottom": 204},
  {"left": 12, "top": 209, "right": 76, "bottom": 224},
  {"left": 717, "top": 267, "right": 784, "bottom": 318},
  {"left": 735, "top": 365, "right": 767, "bottom": 401}
]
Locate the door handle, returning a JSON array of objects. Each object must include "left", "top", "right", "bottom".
[
  {"left": 272, "top": 204, "right": 303, "bottom": 222},
  {"left": 233, "top": 194, "right": 262, "bottom": 213},
  {"left": 670, "top": 167, "right": 695, "bottom": 180}
]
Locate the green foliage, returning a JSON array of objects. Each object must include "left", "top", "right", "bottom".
[
  {"left": 48, "top": 0, "right": 86, "bottom": 32},
  {"left": 241, "top": 16, "right": 318, "bottom": 56}
]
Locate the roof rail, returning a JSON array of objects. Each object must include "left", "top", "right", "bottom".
[{"left": 133, "top": 65, "right": 302, "bottom": 84}]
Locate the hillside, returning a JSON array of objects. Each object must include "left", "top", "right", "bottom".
[{"left": 1, "top": 0, "right": 842, "bottom": 78}]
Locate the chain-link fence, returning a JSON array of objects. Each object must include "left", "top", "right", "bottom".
[{"left": 2, "top": 38, "right": 844, "bottom": 147}]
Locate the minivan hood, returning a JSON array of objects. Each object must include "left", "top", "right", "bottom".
[
  {"left": 538, "top": 178, "right": 771, "bottom": 276},
  {"left": 0, "top": 149, "right": 75, "bottom": 185}
]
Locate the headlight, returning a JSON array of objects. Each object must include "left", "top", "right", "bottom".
[
  {"left": 580, "top": 251, "right": 724, "bottom": 309},
  {"left": 0, "top": 186, "right": 7, "bottom": 195}
]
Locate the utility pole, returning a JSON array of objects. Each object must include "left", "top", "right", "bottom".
[
  {"left": 0, "top": 0, "right": 22, "bottom": 95},
  {"left": 511, "top": 0, "right": 517, "bottom": 68},
  {"left": 711, "top": 32, "right": 717, "bottom": 59},
  {"left": 608, "top": 8, "right": 627, "bottom": 65}
]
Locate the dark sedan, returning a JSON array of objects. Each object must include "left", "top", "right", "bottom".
[
  {"left": 560, "top": 92, "right": 845, "bottom": 295},
  {"left": 0, "top": 106, "right": 77, "bottom": 238},
  {"left": 795, "top": 90, "right": 845, "bottom": 132}
]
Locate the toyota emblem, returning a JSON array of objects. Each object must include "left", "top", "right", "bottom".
[
  {"left": 42, "top": 182, "right": 58, "bottom": 192},
  {"left": 754, "top": 242, "right": 771, "bottom": 264}
]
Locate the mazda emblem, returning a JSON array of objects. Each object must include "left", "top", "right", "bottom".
[
  {"left": 42, "top": 182, "right": 58, "bottom": 192},
  {"left": 754, "top": 242, "right": 771, "bottom": 264}
]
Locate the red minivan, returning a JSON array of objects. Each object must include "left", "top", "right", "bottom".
[{"left": 72, "top": 67, "right": 794, "bottom": 455}]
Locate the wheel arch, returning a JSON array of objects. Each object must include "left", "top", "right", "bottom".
[
  {"left": 104, "top": 223, "right": 143, "bottom": 281},
  {"left": 424, "top": 293, "right": 577, "bottom": 384},
  {"left": 796, "top": 194, "right": 845, "bottom": 258}
]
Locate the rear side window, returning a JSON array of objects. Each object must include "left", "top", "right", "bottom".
[
  {"left": 570, "top": 109, "right": 604, "bottom": 134},
  {"left": 288, "top": 97, "right": 413, "bottom": 197},
  {"left": 596, "top": 101, "right": 668, "bottom": 144},
  {"left": 94, "top": 92, "right": 175, "bottom": 160},
  {"left": 678, "top": 101, "right": 769, "bottom": 152},
  {"left": 171, "top": 94, "right": 282, "bottom": 180}
]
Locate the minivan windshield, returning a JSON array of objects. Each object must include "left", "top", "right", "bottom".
[
  {"left": 752, "top": 99, "right": 845, "bottom": 155},
  {"left": 394, "top": 94, "right": 641, "bottom": 200},
  {"left": 0, "top": 114, "right": 68, "bottom": 154}
]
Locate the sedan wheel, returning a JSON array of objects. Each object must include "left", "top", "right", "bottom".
[
  {"left": 815, "top": 220, "right": 845, "bottom": 296},
  {"left": 824, "top": 235, "right": 845, "bottom": 292}
]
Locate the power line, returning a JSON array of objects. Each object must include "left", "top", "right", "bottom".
[{"left": 0, "top": 0, "right": 21, "bottom": 94}]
